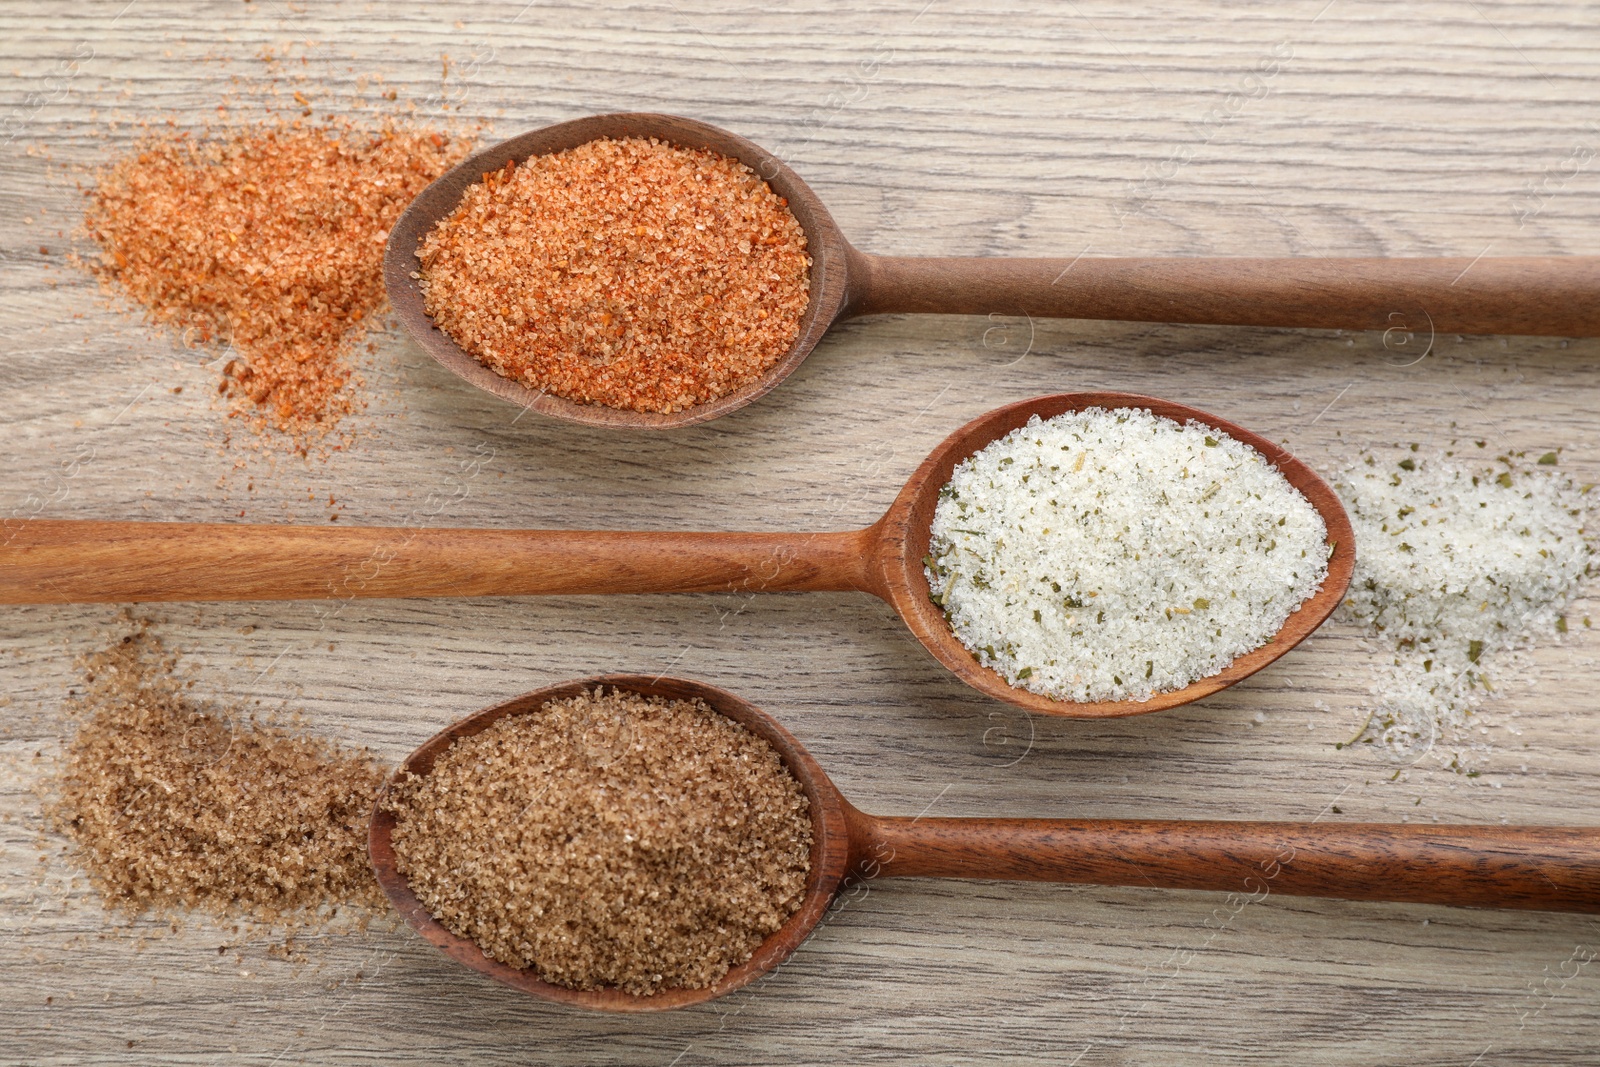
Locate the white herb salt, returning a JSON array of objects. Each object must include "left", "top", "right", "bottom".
[
  {"left": 1335, "top": 445, "right": 1592, "bottom": 759},
  {"left": 926, "top": 408, "right": 1330, "bottom": 703}
]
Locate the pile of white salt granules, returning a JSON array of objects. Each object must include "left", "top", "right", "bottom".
[
  {"left": 1334, "top": 441, "right": 1592, "bottom": 763},
  {"left": 926, "top": 408, "right": 1329, "bottom": 704}
]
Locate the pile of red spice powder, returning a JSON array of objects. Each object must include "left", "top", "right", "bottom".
[
  {"left": 416, "top": 136, "right": 812, "bottom": 414},
  {"left": 84, "top": 121, "right": 471, "bottom": 448}
]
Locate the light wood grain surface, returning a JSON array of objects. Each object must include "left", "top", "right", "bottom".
[{"left": 3, "top": 1, "right": 1599, "bottom": 1063}]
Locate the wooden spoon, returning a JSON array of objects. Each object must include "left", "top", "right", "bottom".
[
  {"left": 369, "top": 674, "right": 1600, "bottom": 1013},
  {"left": 385, "top": 112, "right": 1600, "bottom": 429},
  {"left": 0, "top": 391, "right": 1353, "bottom": 719}
]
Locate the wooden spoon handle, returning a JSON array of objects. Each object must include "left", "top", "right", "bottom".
[
  {"left": 846, "top": 254, "right": 1600, "bottom": 337},
  {"left": 0, "top": 519, "right": 877, "bottom": 603},
  {"left": 854, "top": 815, "right": 1600, "bottom": 913}
]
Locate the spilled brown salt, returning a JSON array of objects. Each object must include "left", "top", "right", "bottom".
[{"left": 49, "top": 624, "right": 386, "bottom": 924}]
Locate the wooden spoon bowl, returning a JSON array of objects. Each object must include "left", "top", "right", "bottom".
[
  {"left": 384, "top": 113, "right": 847, "bottom": 429},
  {"left": 369, "top": 675, "right": 1600, "bottom": 1013},
  {"left": 369, "top": 674, "right": 853, "bottom": 1013},
  {"left": 0, "top": 392, "right": 1354, "bottom": 718},
  {"left": 871, "top": 390, "right": 1355, "bottom": 718},
  {"left": 384, "top": 113, "right": 1600, "bottom": 429}
]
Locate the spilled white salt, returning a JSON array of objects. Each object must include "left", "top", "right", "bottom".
[
  {"left": 925, "top": 408, "right": 1329, "bottom": 703},
  {"left": 1334, "top": 445, "right": 1591, "bottom": 761}
]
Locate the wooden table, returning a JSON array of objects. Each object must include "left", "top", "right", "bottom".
[{"left": 2, "top": 1, "right": 1597, "bottom": 1063}]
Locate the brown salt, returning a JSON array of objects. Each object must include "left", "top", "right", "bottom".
[
  {"left": 415, "top": 136, "right": 812, "bottom": 414},
  {"left": 83, "top": 121, "right": 471, "bottom": 448},
  {"left": 383, "top": 687, "right": 813, "bottom": 995},
  {"left": 49, "top": 625, "right": 386, "bottom": 923}
]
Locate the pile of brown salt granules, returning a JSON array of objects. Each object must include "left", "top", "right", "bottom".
[
  {"left": 383, "top": 687, "right": 814, "bottom": 996},
  {"left": 83, "top": 120, "right": 470, "bottom": 448},
  {"left": 49, "top": 625, "right": 387, "bottom": 923},
  {"left": 415, "top": 136, "right": 812, "bottom": 414}
]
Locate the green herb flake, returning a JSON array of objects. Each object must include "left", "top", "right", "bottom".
[
  {"left": 1016, "top": 667, "right": 1033, "bottom": 680},
  {"left": 1203, "top": 436, "right": 1219, "bottom": 447},
  {"left": 1538, "top": 452, "right": 1559, "bottom": 465},
  {"left": 1398, "top": 458, "right": 1416, "bottom": 471},
  {"left": 1193, "top": 597, "right": 1210, "bottom": 610},
  {"left": 1495, "top": 471, "right": 1513, "bottom": 489},
  {"left": 1467, "top": 639, "right": 1484, "bottom": 664}
]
